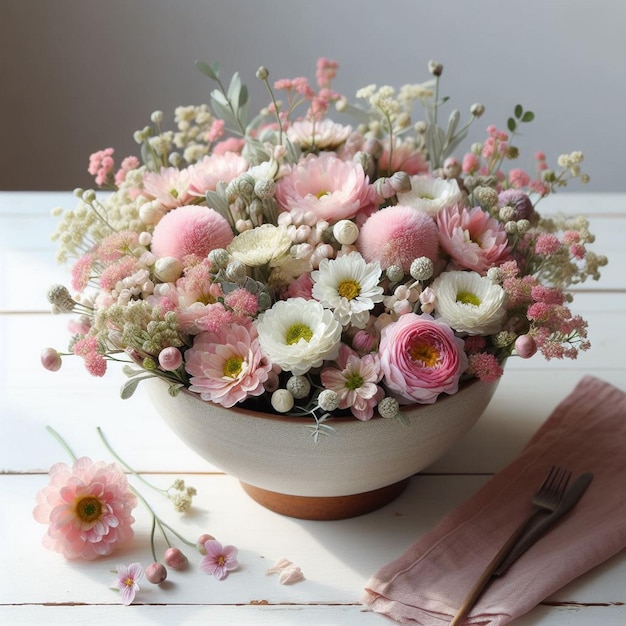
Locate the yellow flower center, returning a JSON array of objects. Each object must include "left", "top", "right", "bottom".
[
  {"left": 337, "top": 279, "right": 361, "bottom": 301},
  {"left": 456, "top": 290, "right": 481, "bottom": 306},
  {"left": 286, "top": 323, "right": 313, "bottom": 345},
  {"left": 419, "top": 192, "right": 434, "bottom": 200},
  {"left": 124, "top": 577, "right": 135, "bottom": 588},
  {"left": 217, "top": 555, "right": 226, "bottom": 566},
  {"left": 316, "top": 190, "right": 330, "bottom": 199},
  {"left": 75, "top": 496, "right": 103, "bottom": 523},
  {"left": 223, "top": 356, "right": 243, "bottom": 378},
  {"left": 408, "top": 340, "right": 440, "bottom": 367}
]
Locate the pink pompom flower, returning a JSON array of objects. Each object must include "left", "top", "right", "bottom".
[
  {"left": 357, "top": 204, "right": 439, "bottom": 272},
  {"left": 378, "top": 312, "right": 468, "bottom": 404},
  {"left": 150, "top": 205, "right": 234, "bottom": 262},
  {"left": 33, "top": 457, "right": 137, "bottom": 560}
]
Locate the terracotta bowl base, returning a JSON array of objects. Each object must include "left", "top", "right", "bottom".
[{"left": 240, "top": 479, "right": 410, "bottom": 520}]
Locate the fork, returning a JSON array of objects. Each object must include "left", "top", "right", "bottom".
[{"left": 449, "top": 465, "right": 571, "bottom": 626}]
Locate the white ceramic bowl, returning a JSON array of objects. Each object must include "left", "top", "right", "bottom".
[{"left": 146, "top": 376, "right": 499, "bottom": 518}]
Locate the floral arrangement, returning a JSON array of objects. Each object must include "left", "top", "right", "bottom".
[{"left": 42, "top": 58, "right": 607, "bottom": 424}]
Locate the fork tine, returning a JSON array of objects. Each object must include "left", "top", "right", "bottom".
[{"left": 540, "top": 465, "right": 571, "bottom": 502}]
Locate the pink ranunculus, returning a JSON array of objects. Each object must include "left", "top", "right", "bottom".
[
  {"left": 187, "top": 152, "right": 248, "bottom": 197},
  {"left": 275, "top": 152, "right": 375, "bottom": 224},
  {"left": 150, "top": 205, "right": 234, "bottom": 262},
  {"left": 378, "top": 313, "right": 468, "bottom": 404},
  {"left": 437, "top": 204, "right": 511, "bottom": 274},
  {"left": 33, "top": 457, "right": 137, "bottom": 560},
  {"left": 185, "top": 323, "right": 272, "bottom": 407}
]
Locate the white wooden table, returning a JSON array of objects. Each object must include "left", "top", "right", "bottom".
[{"left": 1, "top": 191, "right": 624, "bottom": 625}]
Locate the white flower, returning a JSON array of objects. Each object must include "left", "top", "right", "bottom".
[
  {"left": 228, "top": 224, "right": 292, "bottom": 267},
  {"left": 311, "top": 251, "right": 384, "bottom": 329},
  {"left": 256, "top": 298, "right": 342, "bottom": 375},
  {"left": 396, "top": 175, "right": 464, "bottom": 217},
  {"left": 431, "top": 271, "right": 507, "bottom": 335}
]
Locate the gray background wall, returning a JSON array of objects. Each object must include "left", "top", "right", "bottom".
[{"left": 2, "top": 0, "right": 625, "bottom": 191}]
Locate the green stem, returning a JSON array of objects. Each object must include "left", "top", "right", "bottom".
[
  {"left": 261, "top": 76, "right": 284, "bottom": 146},
  {"left": 96, "top": 427, "right": 167, "bottom": 496},
  {"left": 46, "top": 425, "right": 78, "bottom": 462}
]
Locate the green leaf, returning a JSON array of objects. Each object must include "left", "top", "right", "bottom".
[
  {"left": 507, "top": 117, "right": 517, "bottom": 133},
  {"left": 195, "top": 60, "right": 220, "bottom": 81},
  {"left": 238, "top": 83, "right": 249, "bottom": 109},
  {"left": 227, "top": 72, "right": 242, "bottom": 103},
  {"left": 514, "top": 104, "right": 523, "bottom": 119},
  {"left": 120, "top": 375, "right": 152, "bottom": 400},
  {"left": 522, "top": 111, "right": 535, "bottom": 123}
]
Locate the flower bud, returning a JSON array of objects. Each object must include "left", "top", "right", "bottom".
[
  {"left": 317, "top": 389, "right": 338, "bottom": 412},
  {"left": 164, "top": 547, "right": 189, "bottom": 571},
  {"left": 155, "top": 256, "right": 183, "bottom": 283},
  {"left": 271, "top": 389, "right": 295, "bottom": 413},
  {"left": 197, "top": 534, "right": 216, "bottom": 554},
  {"left": 150, "top": 110, "right": 164, "bottom": 124},
  {"left": 158, "top": 347, "right": 183, "bottom": 371},
  {"left": 515, "top": 334, "right": 537, "bottom": 359},
  {"left": 146, "top": 562, "right": 167, "bottom": 584},
  {"left": 333, "top": 220, "right": 359, "bottom": 245},
  {"left": 428, "top": 60, "right": 443, "bottom": 76},
  {"left": 470, "top": 103, "right": 485, "bottom": 118},
  {"left": 286, "top": 375, "right": 311, "bottom": 400},
  {"left": 256, "top": 66, "right": 269, "bottom": 80},
  {"left": 41, "top": 348, "right": 62, "bottom": 372}
]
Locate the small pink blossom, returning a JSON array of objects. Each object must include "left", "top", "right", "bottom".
[
  {"left": 206, "top": 119, "right": 225, "bottom": 143},
  {"left": 357, "top": 205, "right": 440, "bottom": 272},
  {"left": 33, "top": 457, "right": 137, "bottom": 560},
  {"left": 534, "top": 233, "right": 561, "bottom": 256},
  {"left": 114, "top": 156, "right": 140, "bottom": 186},
  {"left": 321, "top": 344, "right": 384, "bottom": 420},
  {"left": 88, "top": 148, "right": 115, "bottom": 186},
  {"left": 223, "top": 288, "right": 259, "bottom": 317},
  {"left": 73, "top": 335, "right": 107, "bottom": 377},
  {"left": 508, "top": 168, "right": 531, "bottom": 189},
  {"left": 115, "top": 562, "right": 143, "bottom": 605},
  {"left": 437, "top": 204, "right": 510, "bottom": 274},
  {"left": 99, "top": 256, "right": 140, "bottom": 292},
  {"left": 467, "top": 352, "right": 504, "bottom": 382},
  {"left": 186, "top": 323, "right": 272, "bottom": 407},
  {"left": 212, "top": 137, "right": 246, "bottom": 155},
  {"left": 462, "top": 152, "right": 480, "bottom": 174},
  {"left": 71, "top": 253, "right": 95, "bottom": 291},
  {"left": 199, "top": 540, "right": 239, "bottom": 580},
  {"left": 379, "top": 313, "right": 467, "bottom": 404},
  {"left": 150, "top": 205, "right": 234, "bottom": 263}
]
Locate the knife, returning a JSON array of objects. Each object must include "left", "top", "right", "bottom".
[{"left": 493, "top": 471, "right": 594, "bottom": 577}]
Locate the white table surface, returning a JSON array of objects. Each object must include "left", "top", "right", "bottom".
[{"left": 1, "top": 191, "right": 625, "bottom": 625}]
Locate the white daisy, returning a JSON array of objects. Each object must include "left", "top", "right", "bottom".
[
  {"left": 255, "top": 298, "right": 342, "bottom": 375},
  {"left": 431, "top": 270, "right": 507, "bottom": 335},
  {"left": 396, "top": 175, "right": 464, "bottom": 217},
  {"left": 228, "top": 224, "right": 292, "bottom": 267},
  {"left": 311, "top": 251, "right": 384, "bottom": 329}
]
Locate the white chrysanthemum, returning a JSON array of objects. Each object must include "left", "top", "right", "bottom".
[
  {"left": 311, "top": 251, "right": 384, "bottom": 329},
  {"left": 396, "top": 175, "right": 464, "bottom": 217},
  {"left": 228, "top": 224, "right": 292, "bottom": 267},
  {"left": 287, "top": 119, "right": 353, "bottom": 150},
  {"left": 431, "top": 270, "right": 507, "bottom": 335},
  {"left": 256, "top": 298, "right": 342, "bottom": 375}
]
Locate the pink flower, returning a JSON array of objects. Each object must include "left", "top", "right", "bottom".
[
  {"left": 462, "top": 152, "right": 480, "bottom": 174},
  {"left": 275, "top": 152, "right": 375, "bottom": 224},
  {"left": 71, "top": 253, "right": 95, "bottom": 291},
  {"left": 115, "top": 562, "right": 143, "bottom": 605},
  {"left": 467, "top": 352, "right": 504, "bottom": 382},
  {"left": 378, "top": 139, "right": 428, "bottom": 176},
  {"left": 33, "top": 457, "right": 137, "bottom": 560},
  {"left": 142, "top": 166, "right": 192, "bottom": 210},
  {"left": 88, "top": 148, "right": 115, "bottom": 186},
  {"left": 357, "top": 205, "right": 439, "bottom": 272},
  {"left": 187, "top": 152, "right": 248, "bottom": 197},
  {"left": 212, "top": 137, "right": 246, "bottom": 155},
  {"left": 114, "top": 156, "right": 140, "bottom": 186},
  {"left": 73, "top": 335, "right": 107, "bottom": 377},
  {"left": 508, "top": 168, "right": 531, "bottom": 189},
  {"left": 378, "top": 313, "right": 467, "bottom": 404},
  {"left": 150, "top": 205, "right": 234, "bottom": 263},
  {"left": 437, "top": 205, "right": 510, "bottom": 274},
  {"left": 321, "top": 344, "right": 384, "bottom": 420},
  {"left": 186, "top": 323, "right": 272, "bottom": 407},
  {"left": 199, "top": 540, "right": 239, "bottom": 580}
]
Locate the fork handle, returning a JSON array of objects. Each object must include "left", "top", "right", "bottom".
[{"left": 449, "top": 511, "right": 540, "bottom": 625}]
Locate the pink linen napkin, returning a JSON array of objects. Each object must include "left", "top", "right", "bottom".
[{"left": 363, "top": 375, "right": 626, "bottom": 625}]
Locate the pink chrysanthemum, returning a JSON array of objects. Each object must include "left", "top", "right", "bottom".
[
  {"left": 187, "top": 152, "right": 249, "bottom": 197},
  {"left": 199, "top": 540, "right": 239, "bottom": 580},
  {"left": 320, "top": 344, "right": 383, "bottom": 420},
  {"left": 33, "top": 457, "right": 137, "bottom": 560},
  {"left": 275, "top": 152, "right": 375, "bottom": 224},
  {"left": 186, "top": 323, "right": 272, "bottom": 407},
  {"left": 142, "top": 166, "right": 192, "bottom": 210},
  {"left": 379, "top": 312, "right": 468, "bottom": 404},
  {"left": 437, "top": 204, "right": 511, "bottom": 274},
  {"left": 151, "top": 205, "right": 234, "bottom": 262},
  {"left": 378, "top": 139, "right": 428, "bottom": 176},
  {"left": 357, "top": 204, "right": 439, "bottom": 272}
]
